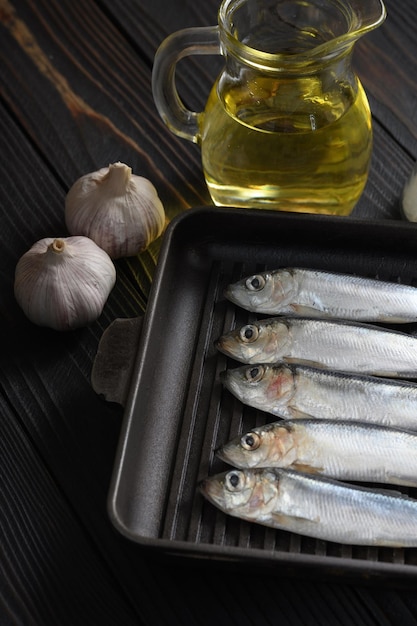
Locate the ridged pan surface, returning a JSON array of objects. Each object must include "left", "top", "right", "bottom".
[{"left": 108, "top": 207, "right": 417, "bottom": 581}]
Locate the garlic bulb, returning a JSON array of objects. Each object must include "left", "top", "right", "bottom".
[
  {"left": 14, "top": 236, "right": 116, "bottom": 331},
  {"left": 65, "top": 162, "right": 166, "bottom": 259}
]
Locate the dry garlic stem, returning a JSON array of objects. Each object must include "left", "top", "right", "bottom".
[
  {"left": 14, "top": 236, "right": 116, "bottom": 331},
  {"left": 65, "top": 162, "right": 166, "bottom": 259}
]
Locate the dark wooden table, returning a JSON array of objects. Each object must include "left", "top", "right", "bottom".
[{"left": 2, "top": 1, "right": 417, "bottom": 624}]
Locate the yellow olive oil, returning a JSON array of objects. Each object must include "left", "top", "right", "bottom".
[{"left": 199, "top": 76, "right": 372, "bottom": 214}]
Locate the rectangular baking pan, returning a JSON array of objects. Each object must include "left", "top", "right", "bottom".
[{"left": 108, "top": 206, "right": 417, "bottom": 582}]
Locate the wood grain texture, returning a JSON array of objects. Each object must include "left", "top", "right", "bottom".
[
  {"left": 355, "top": 2, "right": 417, "bottom": 154},
  {"left": 0, "top": 393, "right": 143, "bottom": 626},
  {"left": 0, "top": 0, "right": 210, "bottom": 213},
  {"left": 1, "top": 0, "right": 417, "bottom": 624}
]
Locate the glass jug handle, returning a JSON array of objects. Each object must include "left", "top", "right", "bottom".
[{"left": 152, "top": 26, "right": 221, "bottom": 144}]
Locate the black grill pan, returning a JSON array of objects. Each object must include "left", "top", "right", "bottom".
[{"left": 108, "top": 206, "right": 417, "bottom": 582}]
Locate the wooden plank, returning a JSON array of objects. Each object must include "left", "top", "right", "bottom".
[
  {"left": 353, "top": 115, "right": 413, "bottom": 220},
  {"left": 2, "top": 1, "right": 417, "bottom": 625},
  {"left": 0, "top": 0, "right": 211, "bottom": 217},
  {"left": 0, "top": 87, "right": 199, "bottom": 626},
  {"left": 0, "top": 96, "right": 248, "bottom": 624},
  {"left": 99, "top": 0, "right": 222, "bottom": 112},
  {"left": 355, "top": 1, "right": 417, "bottom": 155},
  {"left": 0, "top": 392, "right": 144, "bottom": 626}
]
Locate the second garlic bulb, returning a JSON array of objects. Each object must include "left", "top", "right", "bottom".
[
  {"left": 65, "top": 162, "right": 166, "bottom": 259},
  {"left": 14, "top": 236, "right": 116, "bottom": 331}
]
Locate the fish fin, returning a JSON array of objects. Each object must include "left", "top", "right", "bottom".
[
  {"left": 286, "top": 357, "right": 331, "bottom": 370},
  {"left": 287, "top": 405, "right": 316, "bottom": 420},
  {"left": 291, "top": 462, "right": 323, "bottom": 475},
  {"left": 370, "top": 485, "right": 411, "bottom": 498},
  {"left": 385, "top": 475, "right": 417, "bottom": 489},
  {"left": 375, "top": 536, "right": 412, "bottom": 548},
  {"left": 290, "top": 305, "right": 326, "bottom": 317},
  {"left": 272, "top": 511, "right": 321, "bottom": 526}
]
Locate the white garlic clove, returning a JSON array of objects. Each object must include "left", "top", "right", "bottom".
[
  {"left": 402, "top": 163, "right": 417, "bottom": 221},
  {"left": 64, "top": 162, "right": 166, "bottom": 259},
  {"left": 14, "top": 236, "right": 116, "bottom": 331}
]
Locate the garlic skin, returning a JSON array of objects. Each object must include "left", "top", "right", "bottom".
[
  {"left": 402, "top": 164, "right": 417, "bottom": 221},
  {"left": 14, "top": 236, "right": 116, "bottom": 331},
  {"left": 64, "top": 162, "right": 166, "bottom": 259}
]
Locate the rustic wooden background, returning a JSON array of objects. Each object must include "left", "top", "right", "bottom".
[{"left": 1, "top": 0, "right": 417, "bottom": 624}]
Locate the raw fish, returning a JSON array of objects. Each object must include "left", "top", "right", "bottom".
[
  {"left": 221, "top": 363, "right": 417, "bottom": 429},
  {"left": 225, "top": 268, "right": 417, "bottom": 322},
  {"left": 218, "top": 418, "right": 417, "bottom": 487},
  {"left": 216, "top": 317, "right": 417, "bottom": 377},
  {"left": 200, "top": 468, "right": 417, "bottom": 546}
]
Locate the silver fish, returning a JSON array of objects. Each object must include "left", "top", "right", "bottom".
[
  {"left": 225, "top": 267, "right": 417, "bottom": 322},
  {"left": 218, "top": 419, "right": 417, "bottom": 487},
  {"left": 221, "top": 363, "right": 417, "bottom": 429},
  {"left": 200, "top": 468, "right": 417, "bottom": 546},
  {"left": 215, "top": 317, "right": 417, "bottom": 377}
]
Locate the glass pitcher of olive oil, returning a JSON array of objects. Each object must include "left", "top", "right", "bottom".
[{"left": 152, "top": 0, "right": 386, "bottom": 215}]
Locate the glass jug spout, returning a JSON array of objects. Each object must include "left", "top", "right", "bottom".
[
  {"left": 317, "top": 0, "right": 387, "bottom": 57},
  {"left": 216, "top": 0, "right": 387, "bottom": 69},
  {"left": 346, "top": 0, "right": 387, "bottom": 34}
]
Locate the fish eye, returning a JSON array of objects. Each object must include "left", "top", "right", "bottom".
[
  {"left": 245, "top": 365, "right": 265, "bottom": 382},
  {"left": 246, "top": 274, "right": 266, "bottom": 291},
  {"left": 240, "top": 432, "right": 261, "bottom": 451},
  {"left": 239, "top": 324, "right": 259, "bottom": 343},
  {"left": 225, "top": 470, "right": 244, "bottom": 492}
]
